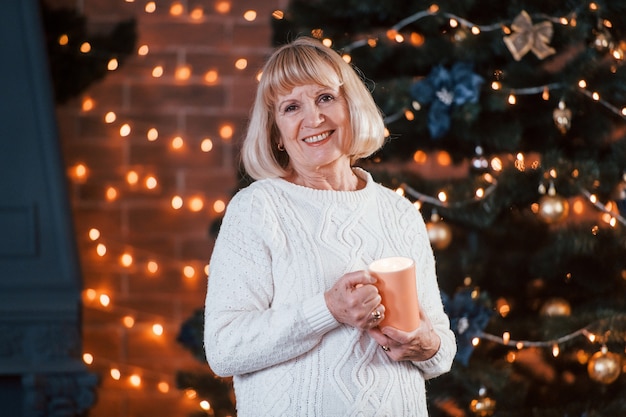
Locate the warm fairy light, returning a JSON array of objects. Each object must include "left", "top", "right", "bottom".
[
  {"left": 475, "top": 188, "right": 484, "bottom": 198},
  {"left": 413, "top": 150, "right": 427, "bottom": 164},
  {"left": 104, "top": 111, "right": 116, "bottom": 123},
  {"left": 589, "top": 194, "right": 598, "bottom": 204},
  {"left": 88, "top": 228, "right": 100, "bottom": 241},
  {"left": 552, "top": 344, "right": 560, "bottom": 357},
  {"left": 80, "top": 42, "right": 91, "bottom": 53},
  {"left": 169, "top": 1, "right": 184, "bottom": 16},
  {"left": 96, "top": 243, "right": 107, "bottom": 257},
  {"left": 120, "top": 123, "right": 131, "bottom": 137},
  {"left": 395, "top": 187, "right": 405, "bottom": 197},
  {"left": 572, "top": 199, "right": 584, "bottom": 215},
  {"left": 183, "top": 265, "right": 196, "bottom": 278},
  {"left": 502, "top": 332, "right": 510, "bottom": 345},
  {"left": 152, "top": 65, "right": 164, "bottom": 78},
  {"left": 235, "top": 58, "right": 248, "bottom": 70},
  {"left": 592, "top": 91, "right": 600, "bottom": 101},
  {"left": 384, "top": 127, "right": 390, "bottom": 137},
  {"left": 243, "top": 10, "right": 257, "bottom": 21},
  {"left": 126, "top": 170, "right": 139, "bottom": 185},
  {"left": 85, "top": 289, "right": 97, "bottom": 301},
  {"left": 272, "top": 10, "right": 284, "bottom": 19},
  {"left": 342, "top": 54, "right": 352, "bottom": 63},
  {"left": 122, "top": 316, "right": 135, "bottom": 328},
  {"left": 105, "top": 186, "right": 118, "bottom": 201},
  {"left": 506, "top": 351, "right": 516, "bottom": 363},
  {"left": 219, "top": 124, "right": 234, "bottom": 140},
  {"left": 578, "top": 79, "right": 587, "bottom": 88},
  {"left": 437, "top": 191, "right": 447, "bottom": 202},
  {"left": 204, "top": 264, "right": 210, "bottom": 276},
  {"left": 120, "top": 253, "right": 133, "bottom": 267},
  {"left": 158, "top": 382, "right": 170, "bottom": 393},
  {"left": 110, "top": 368, "right": 121, "bottom": 380},
  {"left": 190, "top": 7, "right": 204, "bottom": 20},
  {"left": 171, "top": 195, "right": 184, "bottom": 209},
  {"left": 129, "top": 374, "right": 142, "bottom": 387},
  {"left": 189, "top": 196, "right": 204, "bottom": 212},
  {"left": 145, "top": 176, "right": 158, "bottom": 190},
  {"left": 147, "top": 127, "right": 159, "bottom": 141},
  {"left": 408, "top": 32, "right": 425, "bottom": 46},
  {"left": 99, "top": 294, "right": 111, "bottom": 307},
  {"left": 58, "top": 34, "right": 69, "bottom": 45},
  {"left": 204, "top": 69, "right": 219, "bottom": 84},
  {"left": 471, "top": 26, "right": 480, "bottom": 35},
  {"left": 449, "top": 18, "right": 458, "bottom": 28},
  {"left": 175, "top": 65, "right": 192, "bottom": 81},
  {"left": 215, "top": 1, "right": 231, "bottom": 14},
  {"left": 138, "top": 44, "right": 149, "bottom": 56},
  {"left": 145, "top": 2, "right": 156, "bottom": 13},
  {"left": 201, "top": 138, "right": 213, "bottom": 152},
  {"left": 588, "top": 333, "right": 596, "bottom": 343},
  {"left": 491, "top": 81, "right": 501, "bottom": 90},
  {"left": 147, "top": 261, "right": 159, "bottom": 274},
  {"left": 404, "top": 109, "right": 414, "bottom": 120},
  {"left": 542, "top": 87, "right": 550, "bottom": 100},
  {"left": 386, "top": 29, "right": 398, "bottom": 41},
  {"left": 516, "top": 341, "right": 524, "bottom": 349},
  {"left": 83, "top": 353, "right": 94, "bottom": 365},
  {"left": 413, "top": 201, "right": 422, "bottom": 210},
  {"left": 108, "top": 59, "right": 119, "bottom": 71},
  {"left": 367, "top": 38, "right": 377, "bottom": 48},
  {"left": 82, "top": 97, "right": 94, "bottom": 111},
  {"left": 471, "top": 337, "right": 480, "bottom": 346},
  {"left": 200, "top": 401, "right": 211, "bottom": 411},
  {"left": 152, "top": 323, "right": 164, "bottom": 336},
  {"left": 74, "top": 163, "right": 88, "bottom": 179},
  {"left": 171, "top": 136, "right": 184, "bottom": 149},
  {"left": 322, "top": 38, "right": 333, "bottom": 47},
  {"left": 213, "top": 199, "right": 226, "bottom": 213},
  {"left": 497, "top": 298, "right": 511, "bottom": 317},
  {"left": 185, "top": 389, "right": 198, "bottom": 399},
  {"left": 508, "top": 94, "right": 516, "bottom": 105},
  {"left": 429, "top": 4, "right": 439, "bottom": 13},
  {"left": 436, "top": 150, "right": 451, "bottom": 166},
  {"left": 311, "top": 29, "right": 323, "bottom": 39}
]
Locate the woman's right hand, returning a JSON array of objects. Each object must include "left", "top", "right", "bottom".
[{"left": 324, "top": 270, "right": 385, "bottom": 330}]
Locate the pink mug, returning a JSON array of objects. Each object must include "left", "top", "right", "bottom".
[{"left": 368, "top": 256, "right": 420, "bottom": 331}]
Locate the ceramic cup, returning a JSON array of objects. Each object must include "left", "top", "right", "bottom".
[{"left": 368, "top": 256, "right": 420, "bottom": 331}]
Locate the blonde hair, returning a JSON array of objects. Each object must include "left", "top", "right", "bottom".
[{"left": 241, "top": 37, "right": 386, "bottom": 180}]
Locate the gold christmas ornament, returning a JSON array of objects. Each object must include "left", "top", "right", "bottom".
[
  {"left": 539, "top": 297, "right": 571, "bottom": 316},
  {"left": 504, "top": 10, "right": 556, "bottom": 61},
  {"left": 426, "top": 213, "right": 453, "bottom": 250},
  {"left": 587, "top": 349, "right": 622, "bottom": 384},
  {"left": 469, "top": 388, "right": 496, "bottom": 417},
  {"left": 553, "top": 100, "right": 572, "bottom": 134},
  {"left": 537, "top": 194, "right": 569, "bottom": 223}
]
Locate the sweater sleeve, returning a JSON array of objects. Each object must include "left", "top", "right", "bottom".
[
  {"left": 398, "top": 199, "right": 457, "bottom": 379},
  {"left": 203, "top": 187, "right": 339, "bottom": 377}
]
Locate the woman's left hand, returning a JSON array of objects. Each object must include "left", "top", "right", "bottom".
[{"left": 367, "top": 304, "right": 441, "bottom": 362}]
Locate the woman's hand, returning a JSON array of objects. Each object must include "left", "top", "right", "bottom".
[
  {"left": 324, "top": 270, "right": 385, "bottom": 330},
  {"left": 367, "top": 304, "right": 441, "bottom": 362}
]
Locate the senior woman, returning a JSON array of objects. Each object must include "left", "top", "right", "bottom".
[{"left": 204, "top": 36, "right": 456, "bottom": 416}]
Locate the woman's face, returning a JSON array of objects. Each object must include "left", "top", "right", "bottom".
[{"left": 274, "top": 82, "right": 352, "bottom": 175}]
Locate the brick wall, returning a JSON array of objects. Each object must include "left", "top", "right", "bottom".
[{"left": 52, "top": 1, "right": 287, "bottom": 415}]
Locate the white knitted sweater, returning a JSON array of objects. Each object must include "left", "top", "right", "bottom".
[{"left": 204, "top": 169, "right": 456, "bottom": 417}]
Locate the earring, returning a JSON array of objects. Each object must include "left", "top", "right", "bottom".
[{"left": 277, "top": 142, "right": 285, "bottom": 151}]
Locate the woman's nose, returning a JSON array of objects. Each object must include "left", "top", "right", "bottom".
[{"left": 303, "top": 105, "right": 324, "bottom": 127}]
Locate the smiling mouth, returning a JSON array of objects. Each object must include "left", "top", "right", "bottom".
[{"left": 302, "top": 131, "right": 333, "bottom": 144}]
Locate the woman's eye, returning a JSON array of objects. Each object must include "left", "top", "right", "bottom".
[
  {"left": 284, "top": 104, "right": 298, "bottom": 113},
  {"left": 319, "top": 94, "right": 334, "bottom": 103}
]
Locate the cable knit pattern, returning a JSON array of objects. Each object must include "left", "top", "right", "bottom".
[{"left": 204, "top": 169, "right": 456, "bottom": 417}]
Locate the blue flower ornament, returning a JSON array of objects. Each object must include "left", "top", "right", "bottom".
[
  {"left": 410, "top": 62, "right": 484, "bottom": 139},
  {"left": 442, "top": 287, "right": 492, "bottom": 366}
]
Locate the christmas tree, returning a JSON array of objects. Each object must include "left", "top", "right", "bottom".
[{"left": 179, "top": 1, "right": 626, "bottom": 416}]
